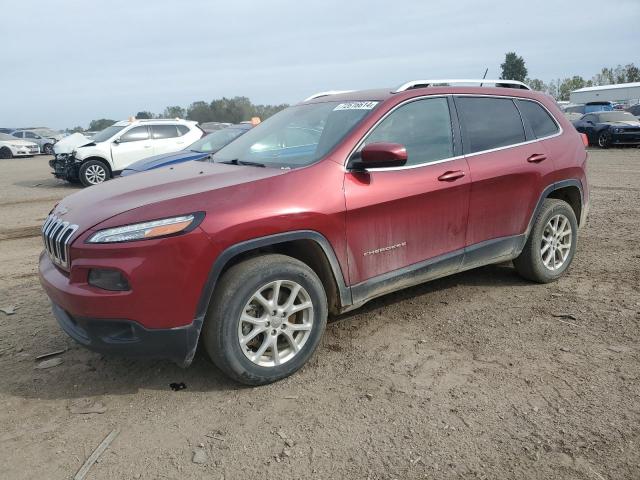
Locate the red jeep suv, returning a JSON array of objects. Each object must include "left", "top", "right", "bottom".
[{"left": 39, "top": 79, "right": 589, "bottom": 385}]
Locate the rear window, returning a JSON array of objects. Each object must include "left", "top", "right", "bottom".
[
  {"left": 516, "top": 100, "right": 559, "bottom": 139},
  {"left": 151, "top": 125, "right": 179, "bottom": 139},
  {"left": 456, "top": 97, "right": 525, "bottom": 154}
]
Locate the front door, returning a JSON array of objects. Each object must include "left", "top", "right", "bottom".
[
  {"left": 111, "top": 125, "right": 153, "bottom": 170},
  {"left": 344, "top": 96, "right": 470, "bottom": 289}
]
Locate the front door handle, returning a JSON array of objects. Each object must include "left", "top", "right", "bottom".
[
  {"left": 438, "top": 170, "right": 465, "bottom": 182},
  {"left": 527, "top": 153, "right": 547, "bottom": 163}
]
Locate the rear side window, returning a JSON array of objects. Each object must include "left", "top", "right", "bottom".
[
  {"left": 516, "top": 100, "right": 559, "bottom": 138},
  {"left": 12, "top": 131, "right": 23, "bottom": 138},
  {"left": 151, "top": 125, "right": 179, "bottom": 139},
  {"left": 456, "top": 97, "right": 525, "bottom": 153},
  {"left": 177, "top": 125, "right": 190, "bottom": 136},
  {"left": 120, "top": 126, "right": 149, "bottom": 142},
  {"left": 361, "top": 97, "right": 453, "bottom": 166}
]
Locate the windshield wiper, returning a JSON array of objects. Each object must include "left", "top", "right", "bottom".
[{"left": 218, "top": 159, "right": 266, "bottom": 168}]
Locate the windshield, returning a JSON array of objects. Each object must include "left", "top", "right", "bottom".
[
  {"left": 190, "top": 127, "right": 248, "bottom": 153},
  {"left": 91, "top": 125, "right": 126, "bottom": 143},
  {"left": 599, "top": 112, "right": 637, "bottom": 122},
  {"left": 211, "top": 101, "right": 378, "bottom": 168}
]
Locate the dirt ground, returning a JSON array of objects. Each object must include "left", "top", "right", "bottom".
[{"left": 0, "top": 150, "right": 639, "bottom": 480}]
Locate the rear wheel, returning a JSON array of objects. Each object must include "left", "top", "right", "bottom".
[
  {"left": 202, "top": 254, "right": 327, "bottom": 385},
  {"left": 0, "top": 147, "right": 12, "bottom": 159},
  {"left": 42, "top": 143, "right": 54, "bottom": 155},
  {"left": 79, "top": 159, "right": 109, "bottom": 187},
  {"left": 514, "top": 198, "right": 578, "bottom": 283}
]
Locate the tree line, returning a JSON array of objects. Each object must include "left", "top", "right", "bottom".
[
  {"left": 68, "top": 96, "right": 289, "bottom": 133},
  {"left": 500, "top": 52, "right": 639, "bottom": 101},
  {"left": 71, "top": 55, "right": 638, "bottom": 132}
]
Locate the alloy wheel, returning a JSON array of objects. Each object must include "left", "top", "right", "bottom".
[
  {"left": 540, "top": 214, "right": 572, "bottom": 271},
  {"left": 238, "top": 280, "right": 314, "bottom": 367},
  {"left": 85, "top": 164, "right": 107, "bottom": 184}
]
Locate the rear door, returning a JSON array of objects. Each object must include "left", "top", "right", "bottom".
[
  {"left": 455, "top": 96, "right": 555, "bottom": 265},
  {"left": 111, "top": 126, "right": 153, "bottom": 170},
  {"left": 344, "top": 96, "right": 470, "bottom": 285},
  {"left": 150, "top": 124, "right": 186, "bottom": 155}
]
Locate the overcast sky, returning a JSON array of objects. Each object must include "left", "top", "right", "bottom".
[{"left": 3, "top": 0, "right": 639, "bottom": 129}]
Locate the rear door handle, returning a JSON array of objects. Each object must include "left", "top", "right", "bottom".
[
  {"left": 527, "top": 153, "right": 547, "bottom": 163},
  {"left": 438, "top": 170, "right": 465, "bottom": 182}
]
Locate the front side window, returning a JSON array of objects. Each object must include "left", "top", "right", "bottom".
[
  {"left": 212, "top": 101, "right": 377, "bottom": 168},
  {"left": 457, "top": 97, "right": 526, "bottom": 153},
  {"left": 120, "top": 126, "right": 149, "bottom": 143},
  {"left": 25, "top": 131, "right": 39, "bottom": 139},
  {"left": 151, "top": 125, "right": 179, "bottom": 139},
  {"left": 516, "top": 100, "right": 559, "bottom": 139},
  {"left": 360, "top": 97, "right": 453, "bottom": 167}
]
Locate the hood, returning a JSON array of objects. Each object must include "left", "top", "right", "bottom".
[
  {"left": 125, "top": 150, "right": 210, "bottom": 172},
  {"left": 53, "top": 133, "right": 92, "bottom": 154},
  {"left": 52, "top": 160, "right": 286, "bottom": 231},
  {"left": 0, "top": 139, "right": 37, "bottom": 147},
  {"left": 604, "top": 120, "right": 640, "bottom": 127}
]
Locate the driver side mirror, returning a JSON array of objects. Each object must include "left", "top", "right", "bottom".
[
  {"left": 349, "top": 142, "right": 408, "bottom": 170},
  {"left": 113, "top": 138, "right": 121, "bottom": 144}
]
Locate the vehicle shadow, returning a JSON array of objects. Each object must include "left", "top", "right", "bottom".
[{"left": 4, "top": 263, "right": 529, "bottom": 401}]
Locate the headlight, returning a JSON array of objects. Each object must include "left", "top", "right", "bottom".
[
  {"left": 87, "top": 213, "right": 203, "bottom": 243},
  {"left": 613, "top": 127, "right": 623, "bottom": 133}
]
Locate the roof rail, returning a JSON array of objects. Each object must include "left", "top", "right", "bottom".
[
  {"left": 303, "top": 90, "right": 355, "bottom": 101},
  {"left": 394, "top": 79, "right": 531, "bottom": 93}
]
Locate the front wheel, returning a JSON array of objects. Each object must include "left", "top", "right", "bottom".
[
  {"left": 79, "top": 159, "right": 109, "bottom": 187},
  {"left": 202, "top": 254, "right": 328, "bottom": 385},
  {"left": 514, "top": 199, "right": 578, "bottom": 283},
  {"left": 0, "top": 147, "right": 12, "bottom": 159},
  {"left": 597, "top": 130, "right": 611, "bottom": 149}
]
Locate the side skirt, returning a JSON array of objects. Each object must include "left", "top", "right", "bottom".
[{"left": 347, "top": 234, "right": 525, "bottom": 311}]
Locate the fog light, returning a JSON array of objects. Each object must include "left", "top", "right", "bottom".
[{"left": 88, "top": 269, "right": 130, "bottom": 291}]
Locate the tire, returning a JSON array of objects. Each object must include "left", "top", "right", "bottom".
[
  {"left": 597, "top": 130, "right": 611, "bottom": 149},
  {"left": 43, "top": 143, "right": 54, "bottom": 155},
  {"left": 79, "top": 159, "right": 109, "bottom": 187},
  {"left": 202, "top": 254, "right": 328, "bottom": 385},
  {"left": 514, "top": 198, "right": 578, "bottom": 283},
  {"left": 0, "top": 147, "right": 12, "bottom": 159}
]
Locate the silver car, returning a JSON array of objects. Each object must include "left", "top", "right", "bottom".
[{"left": 10, "top": 129, "right": 57, "bottom": 154}]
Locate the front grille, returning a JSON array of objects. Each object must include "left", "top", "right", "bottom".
[{"left": 42, "top": 214, "right": 79, "bottom": 269}]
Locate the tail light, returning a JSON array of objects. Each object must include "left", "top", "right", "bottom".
[{"left": 580, "top": 133, "right": 589, "bottom": 147}]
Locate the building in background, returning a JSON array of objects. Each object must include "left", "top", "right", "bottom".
[{"left": 570, "top": 82, "right": 640, "bottom": 105}]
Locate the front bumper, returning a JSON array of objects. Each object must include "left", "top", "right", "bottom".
[
  {"left": 50, "top": 302, "right": 200, "bottom": 366},
  {"left": 38, "top": 226, "right": 218, "bottom": 366},
  {"left": 611, "top": 131, "right": 640, "bottom": 145},
  {"left": 49, "top": 154, "right": 79, "bottom": 181}
]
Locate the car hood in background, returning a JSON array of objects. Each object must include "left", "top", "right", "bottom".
[
  {"left": 604, "top": 120, "right": 640, "bottom": 127},
  {"left": 123, "top": 150, "right": 211, "bottom": 173},
  {"left": 51, "top": 160, "right": 286, "bottom": 231},
  {"left": 53, "top": 133, "right": 92, "bottom": 154}
]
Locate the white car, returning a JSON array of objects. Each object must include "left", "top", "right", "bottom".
[
  {"left": 0, "top": 133, "right": 40, "bottom": 158},
  {"left": 51, "top": 119, "right": 203, "bottom": 186}
]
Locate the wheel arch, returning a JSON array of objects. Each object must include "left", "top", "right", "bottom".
[
  {"left": 519, "top": 180, "right": 584, "bottom": 254},
  {"left": 195, "top": 231, "right": 351, "bottom": 323}
]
